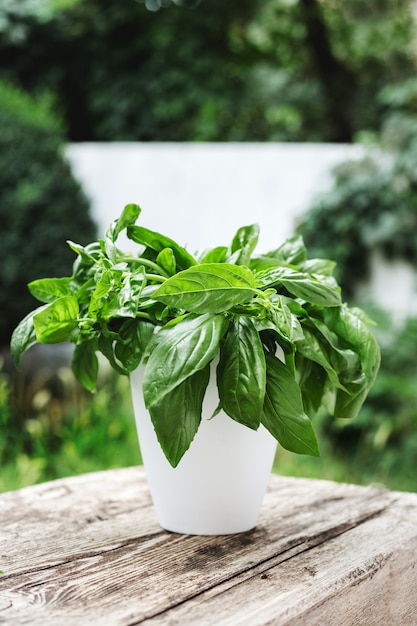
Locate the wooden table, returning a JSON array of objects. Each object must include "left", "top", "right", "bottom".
[{"left": 1, "top": 467, "right": 417, "bottom": 625}]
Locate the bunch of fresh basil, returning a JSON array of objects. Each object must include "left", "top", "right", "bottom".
[{"left": 11, "top": 204, "right": 380, "bottom": 467}]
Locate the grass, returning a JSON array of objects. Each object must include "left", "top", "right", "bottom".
[
  {"left": 0, "top": 366, "right": 142, "bottom": 493},
  {"left": 273, "top": 433, "right": 416, "bottom": 493},
  {"left": 1, "top": 333, "right": 416, "bottom": 494}
]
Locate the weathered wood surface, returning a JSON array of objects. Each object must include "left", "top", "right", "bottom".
[{"left": 0, "top": 467, "right": 416, "bottom": 626}]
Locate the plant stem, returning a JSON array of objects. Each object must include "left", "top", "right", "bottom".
[
  {"left": 135, "top": 311, "right": 154, "bottom": 321},
  {"left": 145, "top": 273, "right": 166, "bottom": 283},
  {"left": 125, "top": 256, "right": 169, "bottom": 278}
]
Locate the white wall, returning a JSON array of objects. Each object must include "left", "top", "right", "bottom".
[
  {"left": 65, "top": 142, "right": 417, "bottom": 321},
  {"left": 65, "top": 142, "right": 362, "bottom": 255}
]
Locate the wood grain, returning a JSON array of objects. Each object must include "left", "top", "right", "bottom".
[{"left": 0, "top": 467, "right": 416, "bottom": 625}]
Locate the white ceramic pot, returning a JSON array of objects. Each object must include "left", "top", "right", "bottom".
[{"left": 130, "top": 366, "right": 277, "bottom": 535}]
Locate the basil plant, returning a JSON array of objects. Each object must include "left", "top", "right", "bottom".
[{"left": 11, "top": 204, "right": 380, "bottom": 467}]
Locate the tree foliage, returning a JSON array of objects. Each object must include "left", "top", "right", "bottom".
[
  {"left": 0, "top": 79, "right": 96, "bottom": 343},
  {"left": 297, "top": 81, "right": 417, "bottom": 298},
  {"left": 0, "top": 0, "right": 416, "bottom": 142}
]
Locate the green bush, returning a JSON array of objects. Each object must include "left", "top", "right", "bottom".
[
  {"left": 297, "top": 107, "right": 417, "bottom": 298},
  {"left": 0, "top": 80, "right": 96, "bottom": 343},
  {"left": 0, "top": 355, "right": 140, "bottom": 493},
  {"left": 2, "top": 0, "right": 416, "bottom": 143}
]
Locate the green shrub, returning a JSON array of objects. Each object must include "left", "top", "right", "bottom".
[
  {"left": 0, "top": 80, "right": 96, "bottom": 343},
  {"left": 0, "top": 356, "right": 140, "bottom": 493},
  {"left": 297, "top": 113, "right": 417, "bottom": 298}
]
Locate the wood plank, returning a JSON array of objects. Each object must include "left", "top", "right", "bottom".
[
  {"left": 140, "top": 491, "right": 417, "bottom": 626},
  {"left": 0, "top": 468, "right": 416, "bottom": 625},
  {"left": 0, "top": 467, "right": 160, "bottom": 576},
  {"left": 1, "top": 468, "right": 391, "bottom": 576}
]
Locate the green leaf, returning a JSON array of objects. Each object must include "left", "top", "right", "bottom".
[
  {"left": 217, "top": 316, "right": 266, "bottom": 429},
  {"left": 156, "top": 247, "right": 176, "bottom": 275},
  {"left": 104, "top": 237, "right": 122, "bottom": 266},
  {"left": 106, "top": 203, "right": 141, "bottom": 243},
  {"left": 251, "top": 235, "right": 307, "bottom": 270},
  {"left": 10, "top": 308, "right": 45, "bottom": 368},
  {"left": 98, "top": 334, "right": 128, "bottom": 375},
  {"left": 72, "top": 341, "right": 99, "bottom": 392},
  {"left": 33, "top": 296, "right": 79, "bottom": 344},
  {"left": 115, "top": 319, "right": 155, "bottom": 371},
  {"left": 321, "top": 306, "right": 381, "bottom": 419},
  {"left": 198, "top": 246, "right": 228, "bottom": 264},
  {"left": 334, "top": 378, "right": 368, "bottom": 420},
  {"left": 28, "top": 277, "right": 74, "bottom": 303},
  {"left": 269, "top": 235, "right": 308, "bottom": 265},
  {"left": 269, "top": 296, "right": 304, "bottom": 343},
  {"left": 148, "top": 366, "right": 210, "bottom": 467},
  {"left": 67, "top": 240, "right": 100, "bottom": 265},
  {"left": 302, "top": 258, "right": 337, "bottom": 277},
  {"left": 112, "top": 272, "right": 146, "bottom": 318},
  {"left": 323, "top": 305, "right": 381, "bottom": 384},
  {"left": 297, "top": 356, "right": 328, "bottom": 416},
  {"left": 127, "top": 224, "right": 196, "bottom": 270},
  {"left": 295, "top": 324, "right": 347, "bottom": 391},
  {"left": 256, "top": 266, "right": 341, "bottom": 307},
  {"left": 261, "top": 352, "right": 320, "bottom": 456},
  {"left": 143, "top": 313, "right": 228, "bottom": 408},
  {"left": 88, "top": 268, "right": 114, "bottom": 318},
  {"left": 228, "top": 223, "right": 259, "bottom": 265},
  {"left": 153, "top": 263, "right": 257, "bottom": 314},
  {"left": 253, "top": 297, "right": 303, "bottom": 357}
]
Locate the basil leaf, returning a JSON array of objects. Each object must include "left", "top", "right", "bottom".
[
  {"left": 323, "top": 306, "right": 380, "bottom": 381},
  {"left": 88, "top": 269, "right": 114, "bottom": 318},
  {"left": 251, "top": 235, "right": 307, "bottom": 270},
  {"left": 33, "top": 296, "right": 79, "bottom": 343},
  {"left": 10, "top": 308, "right": 45, "bottom": 368},
  {"left": 261, "top": 352, "right": 320, "bottom": 456},
  {"left": 106, "top": 203, "right": 141, "bottom": 243},
  {"left": 270, "top": 296, "right": 304, "bottom": 343},
  {"left": 217, "top": 316, "right": 266, "bottom": 429},
  {"left": 334, "top": 378, "right": 368, "bottom": 421},
  {"left": 115, "top": 272, "right": 147, "bottom": 318},
  {"left": 127, "top": 224, "right": 197, "bottom": 270},
  {"left": 322, "top": 306, "right": 381, "bottom": 419},
  {"left": 148, "top": 366, "right": 210, "bottom": 468},
  {"left": 198, "top": 246, "right": 228, "bottom": 264},
  {"left": 98, "top": 333, "right": 128, "bottom": 375},
  {"left": 104, "top": 237, "right": 123, "bottom": 266},
  {"left": 302, "top": 258, "right": 337, "bottom": 277},
  {"left": 230, "top": 224, "right": 260, "bottom": 255},
  {"left": 153, "top": 263, "right": 257, "bottom": 314},
  {"left": 270, "top": 234, "right": 308, "bottom": 265},
  {"left": 295, "top": 324, "right": 346, "bottom": 390},
  {"left": 228, "top": 224, "right": 259, "bottom": 266},
  {"left": 67, "top": 240, "right": 100, "bottom": 265},
  {"left": 297, "top": 356, "right": 328, "bottom": 416},
  {"left": 156, "top": 247, "right": 176, "bottom": 276},
  {"left": 253, "top": 297, "right": 303, "bottom": 358},
  {"left": 72, "top": 341, "right": 99, "bottom": 392},
  {"left": 143, "top": 313, "right": 228, "bottom": 408},
  {"left": 115, "top": 319, "right": 155, "bottom": 371},
  {"left": 28, "top": 277, "right": 74, "bottom": 303},
  {"left": 256, "top": 266, "right": 342, "bottom": 307}
]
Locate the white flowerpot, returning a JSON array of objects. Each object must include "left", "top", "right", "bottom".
[{"left": 130, "top": 366, "right": 277, "bottom": 535}]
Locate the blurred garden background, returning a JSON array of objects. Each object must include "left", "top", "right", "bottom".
[{"left": 1, "top": 0, "right": 416, "bottom": 493}]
